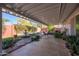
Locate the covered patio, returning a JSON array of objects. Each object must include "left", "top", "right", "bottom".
[{"left": 2, "top": 3, "right": 79, "bottom": 56}]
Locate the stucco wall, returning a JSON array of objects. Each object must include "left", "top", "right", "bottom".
[{"left": 2, "top": 25, "right": 16, "bottom": 38}]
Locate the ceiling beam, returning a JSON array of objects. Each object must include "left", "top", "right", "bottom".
[
  {"left": 30, "top": 4, "right": 59, "bottom": 15},
  {"left": 26, "top": 4, "right": 55, "bottom": 14},
  {"left": 3, "top": 4, "right": 48, "bottom": 25},
  {"left": 21, "top": 4, "right": 42, "bottom": 14},
  {"left": 58, "top": 4, "right": 67, "bottom": 21},
  {"left": 58, "top": 3, "right": 62, "bottom": 23},
  {"left": 62, "top": 4, "right": 79, "bottom": 23}
]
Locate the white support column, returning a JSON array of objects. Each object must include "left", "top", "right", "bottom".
[
  {"left": 65, "top": 17, "right": 76, "bottom": 36},
  {"left": 65, "top": 24, "right": 71, "bottom": 36},
  {"left": 70, "top": 17, "right": 76, "bottom": 36}
]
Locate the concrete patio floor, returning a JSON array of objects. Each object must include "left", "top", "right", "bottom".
[{"left": 7, "top": 35, "right": 71, "bottom": 56}]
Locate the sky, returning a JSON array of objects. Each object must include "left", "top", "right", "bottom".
[
  {"left": 2, "top": 12, "right": 19, "bottom": 24},
  {"left": 2, "top": 12, "right": 40, "bottom": 26}
]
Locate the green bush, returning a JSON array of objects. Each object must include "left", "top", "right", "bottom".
[
  {"left": 66, "top": 36, "right": 79, "bottom": 55},
  {"left": 31, "top": 34, "right": 40, "bottom": 41},
  {"left": 67, "top": 36, "right": 77, "bottom": 44},
  {"left": 54, "top": 31, "right": 63, "bottom": 38},
  {"left": 2, "top": 37, "right": 13, "bottom": 49}
]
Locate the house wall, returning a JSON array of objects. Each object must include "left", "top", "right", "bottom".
[
  {"left": 62, "top": 7, "right": 79, "bottom": 36},
  {"left": 2, "top": 25, "right": 16, "bottom": 38}
]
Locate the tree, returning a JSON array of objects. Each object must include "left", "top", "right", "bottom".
[
  {"left": 16, "top": 18, "right": 32, "bottom": 26},
  {"left": 14, "top": 24, "right": 28, "bottom": 33},
  {"left": 47, "top": 24, "right": 54, "bottom": 32},
  {"left": 14, "top": 18, "right": 37, "bottom": 34}
]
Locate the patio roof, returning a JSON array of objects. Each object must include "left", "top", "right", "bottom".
[{"left": 3, "top": 3, "right": 79, "bottom": 25}]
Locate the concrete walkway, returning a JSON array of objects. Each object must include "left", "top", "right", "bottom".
[{"left": 7, "top": 35, "right": 71, "bottom": 56}]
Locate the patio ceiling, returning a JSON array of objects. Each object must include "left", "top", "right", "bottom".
[{"left": 3, "top": 3, "right": 79, "bottom": 25}]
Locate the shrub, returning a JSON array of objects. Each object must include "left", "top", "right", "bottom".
[
  {"left": 67, "top": 36, "right": 77, "bottom": 45},
  {"left": 48, "top": 31, "right": 54, "bottom": 35},
  {"left": 2, "top": 37, "right": 13, "bottom": 49},
  {"left": 54, "top": 31, "right": 63, "bottom": 38},
  {"left": 65, "top": 36, "right": 79, "bottom": 55},
  {"left": 31, "top": 34, "right": 40, "bottom": 41}
]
